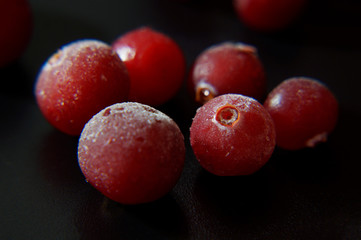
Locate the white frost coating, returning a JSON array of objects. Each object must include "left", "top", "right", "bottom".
[
  {"left": 214, "top": 94, "right": 256, "bottom": 113},
  {"left": 208, "top": 94, "right": 263, "bottom": 135},
  {"left": 203, "top": 41, "right": 257, "bottom": 57},
  {"left": 234, "top": 42, "right": 257, "bottom": 55},
  {"left": 42, "top": 49, "right": 66, "bottom": 71},
  {"left": 196, "top": 60, "right": 214, "bottom": 77},
  {"left": 71, "top": 39, "right": 109, "bottom": 52},
  {"left": 80, "top": 102, "right": 178, "bottom": 151},
  {"left": 42, "top": 39, "right": 110, "bottom": 72},
  {"left": 119, "top": 102, "right": 172, "bottom": 123}
]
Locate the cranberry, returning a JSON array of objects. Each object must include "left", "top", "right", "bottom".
[
  {"left": 112, "top": 27, "right": 186, "bottom": 106},
  {"left": 188, "top": 42, "right": 266, "bottom": 105},
  {"left": 0, "top": 0, "right": 32, "bottom": 67},
  {"left": 233, "top": 0, "right": 307, "bottom": 32},
  {"left": 35, "top": 40, "right": 130, "bottom": 136},
  {"left": 78, "top": 102, "right": 185, "bottom": 204},
  {"left": 264, "top": 77, "right": 339, "bottom": 150},
  {"left": 190, "top": 94, "right": 276, "bottom": 176}
]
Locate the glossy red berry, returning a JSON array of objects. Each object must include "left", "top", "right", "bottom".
[
  {"left": 0, "top": 0, "right": 32, "bottom": 67},
  {"left": 264, "top": 77, "right": 339, "bottom": 150},
  {"left": 190, "top": 94, "right": 276, "bottom": 176},
  {"left": 188, "top": 42, "right": 266, "bottom": 105},
  {"left": 233, "top": 0, "right": 307, "bottom": 32},
  {"left": 35, "top": 40, "right": 130, "bottom": 136},
  {"left": 112, "top": 27, "right": 186, "bottom": 106},
  {"left": 78, "top": 102, "right": 185, "bottom": 204}
]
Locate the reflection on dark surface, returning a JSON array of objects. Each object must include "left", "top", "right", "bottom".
[
  {"left": 75, "top": 191, "right": 188, "bottom": 240},
  {"left": 195, "top": 168, "right": 271, "bottom": 221},
  {"left": 0, "top": 63, "right": 33, "bottom": 98},
  {"left": 191, "top": 167, "right": 272, "bottom": 239},
  {"left": 271, "top": 144, "right": 341, "bottom": 184},
  {"left": 37, "top": 129, "right": 83, "bottom": 188}
]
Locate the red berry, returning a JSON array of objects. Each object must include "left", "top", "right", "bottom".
[
  {"left": 190, "top": 94, "right": 276, "bottom": 176},
  {"left": 188, "top": 42, "right": 266, "bottom": 105},
  {"left": 264, "top": 77, "right": 339, "bottom": 150},
  {"left": 78, "top": 102, "right": 185, "bottom": 204},
  {"left": 35, "top": 40, "right": 130, "bottom": 136},
  {"left": 233, "top": 0, "right": 307, "bottom": 32},
  {"left": 0, "top": 0, "right": 32, "bottom": 67},
  {"left": 112, "top": 27, "right": 186, "bottom": 106}
]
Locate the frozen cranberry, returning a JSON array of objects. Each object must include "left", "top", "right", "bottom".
[
  {"left": 190, "top": 94, "right": 276, "bottom": 176},
  {"left": 264, "top": 77, "right": 339, "bottom": 150},
  {"left": 35, "top": 40, "right": 130, "bottom": 136},
  {"left": 233, "top": 0, "right": 307, "bottom": 32},
  {"left": 188, "top": 42, "right": 266, "bottom": 105},
  {"left": 0, "top": 0, "right": 32, "bottom": 67},
  {"left": 112, "top": 27, "right": 186, "bottom": 106},
  {"left": 78, "top": 102, "right": 185, "bottom": 204}
]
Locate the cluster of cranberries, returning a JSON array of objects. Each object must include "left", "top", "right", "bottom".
[
  {"left": 35, "top": 27, "right": 185, "bottom": 137},
  {"left": 35, "top": 27, "right": 187, "bottom": 204},
  {"left": 34, "top": 3, "right": 338, "bottom": 204},
  {"left": 190, "top": 77, "right": 338, "bottom": 176}
]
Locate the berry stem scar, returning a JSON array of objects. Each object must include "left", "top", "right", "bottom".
[{"left": 215, "top": 104, "right": 240, "bottom": 127}]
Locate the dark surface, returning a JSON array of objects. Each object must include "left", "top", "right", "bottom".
[{"left": 1, "top": 0, "right": 361, "bottom": 239}]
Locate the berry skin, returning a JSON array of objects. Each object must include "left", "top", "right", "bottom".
[
  {"left": 0, "top": 0, "right": 32, "bottom": 67},
  {"left": 233, "top": 0, "right": 307, "bottom": 32},
  {"left": 35, "top": 40, "right": 130, "bottom": 136},
  {"left": 112, "top": 27, "right": 186, "bottom": 106},
  {"left": 188, "top": 42, "right": 266, "bottom": 105},
  {"left": 263, "top": 77, "right": 339, "bottom": 150},
  {"left": 78, "top": 102, "right": 185, "bottom": 204},
  {"left": 190, "top": 94, "right": 276, "bottom": 176}
]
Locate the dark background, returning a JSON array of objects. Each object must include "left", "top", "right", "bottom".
[{"left": 1, "top": 0, "right": 361, "bottom": 239}]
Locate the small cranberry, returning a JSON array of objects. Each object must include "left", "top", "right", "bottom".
[
  {"left": 190, "top": 94, "right": 276, "bottom": 176},
  {"left": 264, "top": 77, "right": 339, "bottom": 150},
  {"left": 112, "top": 27, "right": 186, "bottom": 106},
  {"left": 188, "top": 42, "right": 266, "bottom": 105}
]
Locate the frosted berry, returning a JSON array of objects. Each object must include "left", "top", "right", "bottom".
[
  {"left": 233, "top": 0, "right": 307, "bottom": 32},
  {"left": 0, "top": 0, "right": 32, "bottom": 67},
  {"left": 35, "top": 40, "right": 130, "bottom": 136},
  {"left": 188, "top": 42, "right": 266, "bottom": 105},
  {"left": 78, "top": 102, "right": 185, "bottom": 204},
  {"left": 112, "top": 27, "right": 186, "bottom": 106},
  {"left": 190, "top": 94, "right": 276, "bottom": 176},
  {"left": 264, "top": 77, "right": 339, "bottom": 150}
]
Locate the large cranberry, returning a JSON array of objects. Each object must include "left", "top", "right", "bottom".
[{"left": 78, "top": 102, "right": 185, "bottom": 204}]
